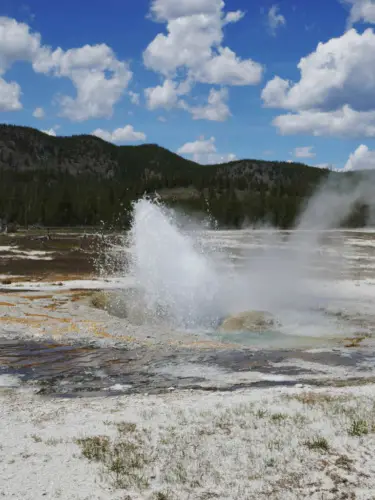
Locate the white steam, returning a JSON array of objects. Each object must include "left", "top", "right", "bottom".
[{"left": 127, "top": 173, "right": 375, "bottom": 332}]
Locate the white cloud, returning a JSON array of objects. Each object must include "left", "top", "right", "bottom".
[
  {"left": 263, "top": 28, "right": 375, "bottom": 136},
  {"left": 32, "top": 107, "right": 44, "bottom": 118},
  {"left": 92, "top": 125, "right": 146, "bottom": 143},
  {"left": 158, "top": 116, "right": 167, "bottom": 122},
  {"left": 144, "top": 10, "right": 223, "bottom": 76},
  {"left": 343, "top": 144, "right": 375, "bottom": 171},
  {"left": 0, "top": 17, "right": 42, "bottom": 73},
  {"left": 267, "top": 5, "right": 286, "bottom": 35},
  {"left": 43, "top": 45, "right": 132, "bottom": 121},
  {"left": 178, "top": 136, "right": 217, "bottom": 155},
  {"left": 292, "top": 146, "right": 316, "bottom": 158},
  {"left": 273, "top": 105, "right": 375, "bottom": 137},
  {"left": 143, "top": 0, "right": 262, "bottom": 120},
  {"left": 341, "top": 0, "right": 375, "bottom": 26},
  {"left": 149, "top": 0, "right": 222, "bottom": 22},
  {"left": 223, "top": 10, "right": 245, "bottom": 24},
  {"left": 0, "top": 17, "right": 132, "bottom": 120},
  {"left": 128, "top": 91, "right": 140, "bottom": 105},
  {"left": 42, "top": 127, "right": 57, "bottom": 136},
  {"left": 144, "top": 5, "right": 262, "bottom": 84},
  {"left": 263, "top": 29, "right": 375, "bottom": 112},
  {"left": 194, "top": 47, "right": 263, "bottom": 86},
  {"left": 189, "top": 87, "right": 231, "bottom": 121},
  {"left": 261, "top": 76, "right": 290, "bottom": 108},
  {"left": 145, "top": 79, "right": 186, "bottom": 110},
  {"left": 0, "top": 77, "right": 21, "bottom": 111},
  {"left": 177, "top": 135, "right": 236, "bottom": 164}
]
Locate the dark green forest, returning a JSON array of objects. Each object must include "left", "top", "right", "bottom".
[{"left": 0, "top": 124, "right": 371, "bottom": 229}]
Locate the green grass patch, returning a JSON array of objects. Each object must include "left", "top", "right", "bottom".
[
  {"left": 349, "top": 419, "right": 370, "bottom": 437},
  {"left": 304, "top": 437, "right": 330, "bottom": 452}
]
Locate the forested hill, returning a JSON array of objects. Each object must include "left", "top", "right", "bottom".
[{"left": 0, "top": 124, "right": 366, "bottom": 228}]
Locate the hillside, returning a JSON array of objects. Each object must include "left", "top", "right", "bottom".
[{"left": 0, "top": 124, "right": 366, "bottom": 228}]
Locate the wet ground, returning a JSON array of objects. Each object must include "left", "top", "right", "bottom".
[
  {"left": 1, "top": 337, "right": 375, "bottom": 397},
  {"left": 1, "top": 228, "right": 375, "bottom": 397}
]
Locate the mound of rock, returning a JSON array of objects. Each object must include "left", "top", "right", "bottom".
[
  {"left": 219, "top": 310, "right": 276, "bottom": 333},
  {"left": 90, "top": 289, "right": 167, "bottom": 325},
  {"left": 90, "top": 290, "right": 128, "bottom": 318}
]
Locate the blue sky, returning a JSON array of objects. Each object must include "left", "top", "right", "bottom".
[{"left": 1, "top": 0, "right": 375, "bottom": 171}]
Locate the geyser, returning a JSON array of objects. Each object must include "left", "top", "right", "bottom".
[
  {"left": 128, "top": 198, "right": 224, "bottom": 328},
  {"left": 125, "top": 172, "right": 375, "bottom": 333}
]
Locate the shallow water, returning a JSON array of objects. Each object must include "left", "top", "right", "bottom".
[
  {"left": 1, "top": 337, "right": 373, "bottom": 397},
  {"left": 210, "top": 330, "right": 338, "bottom": 348}
]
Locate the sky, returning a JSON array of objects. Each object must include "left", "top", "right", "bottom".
[{"left": 1, "top": 0, "right": 375, "bottom": 171}]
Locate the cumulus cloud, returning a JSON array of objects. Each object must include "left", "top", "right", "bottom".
[
  {"left": 177, "top": 135, "right": 236, "bottom": 164},
  {"left": 343, "top": 144, "right": 375, "bottom": 171},
  {"left": 263, "top": 28, "right": 375, "bottom": 136},
  {"left": 263, "top": 29, "right": 375, "bottom": 112},
  {"left": 273, "top": 105, "right": 375, "bottom": 138},
  {"left": 267, "top": 5, "right": 286, "bottom": 35},
  {"left": 42, "top": 44, "right": 132, "bottom": 121},
  {"left": 292, "top": 146, "right": 316, "bottom": 158},
  {"left": 143, "top": 0, "right": 262, "bottom": 119},
  {"left": 32, "top": 106, "right": 44, "bottom": 118},
  {"left": 0, "top": 17, "right": 42, "bottom": 73},
  {"left": 189, "top": 87, "right": 231, "bottom": 122},
  {"left": 144, "top": 2, "right": 262, "bottom": 83},
  {"left": 194, "top": 47, "right": 263, "bottom": 86},
  {"left": 145, "top": 79, "right": 189, "bottom": 110},
  {"left": 0, "top": 77, "right": 21, "bottom": 111},
  {"left": 0, "top": 17, "right": 132, "bottom": 119},
  {"left": 341, "top": 0, "right": 375, "bottom": 26},
  {"left": 92, "top": 125, "right": 146, "bottom": 143},
  {"left": 149, "top": 0, "right": 221, "bottom": 22}
]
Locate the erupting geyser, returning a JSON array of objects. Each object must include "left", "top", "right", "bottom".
[
  {"left": 125, "top": 172, "right": 375, "bottom": 335},
  {"left": 128, "top": 198, "right": 224, "bottom": 328},
  {"left": 127, "top": 198, "right": 321, "bottom": 332}
]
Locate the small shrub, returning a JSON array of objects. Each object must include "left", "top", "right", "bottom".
[
  {"left": 76, "top": 435, "right": 110, "bottom": 461},
  {"left": 117, "top": 422, "right": 137, "bottom": 434},
  {"left": 77, "top": 431, "right": 151, "bottom": 490},
  {"left": 256, "top": 409, "right": 267, "bottom": 418},
  {"left": 349, "top": 419, "right": 369, "bottom": 437},
  {"left": 270, "top": 413, "right": 287, "bottom": 422},
  {"left": 31, "top": 434, "right": 42, "bottom": 443},
  {"left": 305, "top": 437, "right": 329, "bottom": 452},
  {"left": 153, "top": 492, "right": 174, "bottom": 500}
]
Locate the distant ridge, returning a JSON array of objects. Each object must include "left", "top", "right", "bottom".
[{"left": 0, "top": 124, "right": 367, "bottom": 228}]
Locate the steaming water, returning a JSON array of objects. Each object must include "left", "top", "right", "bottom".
[
  {"left": 126, "top": 201, "right": 339, "bottom": 335},
  {"left": 124, "top": 173, "right": 375, "bottom": 337},
  {"left": 128, "top": 199, "right": 224, "bottom": 328}
]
